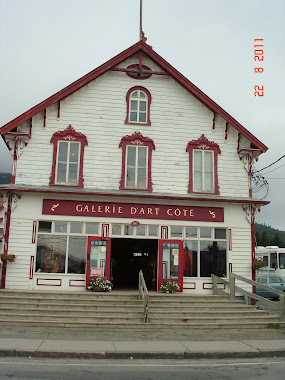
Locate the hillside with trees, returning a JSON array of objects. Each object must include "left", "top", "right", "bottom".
[{"left": 255, "top": 223, "right": 285, "bottom": 247}]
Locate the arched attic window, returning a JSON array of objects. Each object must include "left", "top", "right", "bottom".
[
  {"left": 119, "top": 132, "right": 155, "bottom": 191},
  {"left": 125, "top": 86, "right": 151, "bottom": 126},
  {"left": 186, "top": 134, "right": 221, "bottom": 195},
  {"left": 49, "top": 125, "right": 88, "bottom": 187}
]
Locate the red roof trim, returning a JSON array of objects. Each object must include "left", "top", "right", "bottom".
[
  {"left": 0, "top": 186, "right": 270, "bottom": 205},
  {"left": 0, "top": 41, "right": 267, "bottom": 152}
]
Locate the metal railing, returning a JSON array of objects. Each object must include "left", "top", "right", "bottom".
[
  {"left": 212, "top": 273, "right": 285, "bottom": 322},
  {"left": 138, "top": 270, "right": 149, "bottom": 323}
]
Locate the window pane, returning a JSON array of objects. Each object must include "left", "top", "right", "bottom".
[
  {"left": 193, "top": 171, "right": 202, "bottom": 191},
  {"left": 132, "top": 91, "right": 138, "bottom": 97},
  {"left": 126, "top": 167, "right": 135, "bottom": 186},
  {"left": 194, "top": 151, "right": 202, "bottom": 170},
  {"left": 269, "top": 276, "right": 282, "bottom": 284},
  {"left": 131, "top": 100, "right": 138, "bottom": 111},
  {"left": 112, "top": 224, "right": 122, "bottom": 235},
  {"left": 68, "top": 163, "right": 78, "bottom": 183},
  {"left": 204, "top": 172, "right": 213, "bottom": 192},
  {"left": 127, "top": 146, "right": 136, "bottom": 165},
  {"left": 162, "top": 242, "right": 179, "bottom": 280},
  {"left": 139, "top": 112, "right": 146, "bottom": 123},
  {"left": 140, "top": 91, "right": 146, "bottom": 98},
  {"left": 171, "top": 226, "right": 183, "bottom": 237},
  {"left": 68, "top": 236, "right": 87, "bottom": 274},
  {"left": 200, "top": 228, "right": 212, "bottom": 239},
  {"left": 69, "top": 142, "right": 79, "bottom": 163},
  {"left": 57, "top": 162, "right": 67, "bottom": 183},
  {"left": 204, "top": 151, "right": 213, "bottom": 171},
  {"left": 36, "top": 235, "right": 66, "bottom": 273},
  {"left": 86, "top": 223, "right": 99, "bottom": 235},
  {"left": 70, "top": 222, "right": 83, "bottom": 234},
  {"left": 183, "top": 240, "right": 198, "bottom": 277},
  {"left": 200, "top": 241, "right": 226, "bottom": 277},
  {"left": 136, "top": 225, "right": 146, "bottom": 236},
  {"left": 148, "top": 225, "right": 158, "bottom": 237},
  {"left": 139, "top": 101, "right": 146, "bottom": 111},
  {"left": 130, "top": 112, "right": 137, "bottom": 121},
  {"left": 215, "top": 228, "right": 227, "bottom": 239},
  {"left": 124, "top": 225, "right": 133, "bottom": 236},
  {"left": 54, "top": 222, "right": 67, "bottom": 233},
  {"left": 38, "top": 221, "right": 52, "bottom": 233},
  {"left": 138, "top": 147, "right": 147, "bottom": 166},
  {"left": 58, "top": 142, "right": 68, "bottom": 162},
  {"left": 137, "top": 168, "right": 147, "bottom": 187},
  {"left": 185, "top": 227, "right": 197, "bottom": 238}
]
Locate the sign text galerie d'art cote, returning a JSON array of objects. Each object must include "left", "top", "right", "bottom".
[{"left": 43, "top": 200, "right": 224, "bottom": 222}]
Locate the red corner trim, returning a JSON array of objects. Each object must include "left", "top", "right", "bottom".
[
  {"left": 0, "top": 41, "right": 267, "bottom": 152},
  {"left": 186, "top": 134, "right": 221, "bottom": 195},
  {"left": 125, "top": 86, "right": 151, "bottom": 125},
  {"left": 119, "top": 132, "right": 155, "bottom": 191},
  {"left": 49, "top": 125, "right": 88, "bottom": 187}
]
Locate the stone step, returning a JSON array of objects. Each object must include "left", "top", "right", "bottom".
[
  {"left": 0, "top": 307, "right": 143, "bottom": 316},
  {"left": 148, "top": 310, "right": 270, "bottom": 317},
  {"left": 148, "top": 315, "right": 280, "bottom": 324},
  {"left": 0, "top": 304, "right": 143, "bottom": 312},
  {"left": 0, "top": 318, "right": 282, "bottom": 329},
  {"left": 0, "top": 297, "right": 142, "bottom": 306},
  {"left": 0, "top": 292, "right": 139, "bottom": 301}
]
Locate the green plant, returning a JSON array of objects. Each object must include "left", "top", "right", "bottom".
[
  {"left": 160, "top": 279, "right": 180, "bottom": 293},
  {"left": 0, "top": 254, "right": 16, "bottom": 262},
  {"left": 267, "top": 323, "right": 280, "bottom": 329},
  {"left": 252, "top": 259, "right": 266, "bottom": 270},
  {"left": 87, "top": 276, "right": 113, "bottom": 292}
]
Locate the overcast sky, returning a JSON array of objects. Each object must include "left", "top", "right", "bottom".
[{"left": 0, "top": 0, "right": 284, "bottom": 229}]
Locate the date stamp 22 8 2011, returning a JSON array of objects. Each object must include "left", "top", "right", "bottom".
[{"left": 254, "top": 38, "right": 264, "bottom": 97}]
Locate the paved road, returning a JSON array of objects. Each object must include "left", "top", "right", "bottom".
[{"left": 0, "top": 357, "right": 284, "bottom": 380}]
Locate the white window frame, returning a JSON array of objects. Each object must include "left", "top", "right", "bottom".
[
  {"left": 129, "top": 90, "right": 148, "bottom": 124},
  {"left": 55, "top": 141, "right": 81, "bottom": 185},
  {"left": 193, "top": 150, "right": 214, "bottom": 193},
  {"left": 125, "top": 145, "right": 148, "bottom": 188}
]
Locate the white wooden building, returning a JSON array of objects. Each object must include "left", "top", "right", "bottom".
[{"left": 0, "top": 38, "right": 268, "bottom": 293}]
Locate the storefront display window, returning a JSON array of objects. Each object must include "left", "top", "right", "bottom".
[
  {"left": 36, "top": 235, "right": 67, "bottom": 273},
  {"left": 200, "top": 241, "right": 227, "bottom": 277},
  {"left": 68, "top": 236, "right": 87, "bottom": 274},
  {"left": 183, "top": 241, "right": 198, "bottom": 277}
]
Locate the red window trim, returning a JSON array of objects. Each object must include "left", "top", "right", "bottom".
[
  {"left": 186, "top": 134, "right": 221, "bottom": 195},
  {"left": 119, "top": 131, "right": 155, "bottom": 191},
  {"left": 125, "top": 86, "right": 152, "bottom": 126},
  {"left": 125, "top": 64, "right": 152, "bottom": 80},
  {"left": 49, "top": 125, "right": 88, "bottom": 187}
]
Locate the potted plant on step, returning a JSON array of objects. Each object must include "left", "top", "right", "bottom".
[
  {"left": 87, "top": 276, "right": 113, "bottom": 292},
  {"left": 160, "top": 279, "right": 180, "bottom": 293}
]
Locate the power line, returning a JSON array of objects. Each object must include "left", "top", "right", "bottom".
[
  {"left": 262, "top": 162, "right": 285, "bottom": 175},
  {"left": 256, "top": 154, "right": 285, "bottom": 173}
]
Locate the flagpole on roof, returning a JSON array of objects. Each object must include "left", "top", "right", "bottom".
[{"left": 140, "top": 0, "right": 143, "bottom": 40}]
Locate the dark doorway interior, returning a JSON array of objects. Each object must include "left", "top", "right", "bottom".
[{"left": 111, "top": 238, "right": 158, "bottom": 290}]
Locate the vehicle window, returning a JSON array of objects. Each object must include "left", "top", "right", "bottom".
[
  {"left": 268, "top": 276, "right": 282, "bottom": 284},
  {"left": 279, "top": 253, "right": 285, "bottom": 269},
  {"left": 270, "top": 252, "right": 278, "bottom": 269},
  {"left": 257, "top": 276, "right": 267, "bottom": 284}
]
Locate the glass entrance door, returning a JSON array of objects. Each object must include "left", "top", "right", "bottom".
[
  {"left": 157, "top": 240, "right": 183, "bottom": 292},
  {"left": 86, "top": 237, "right": 111, "bottom": 289}
]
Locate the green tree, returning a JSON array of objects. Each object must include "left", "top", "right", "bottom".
[
  {"left": 273, "top": 232, "right": 281, "bottom": 247},
  {"left": 260, "top": 230, "right": 268, "bottom": 247}
]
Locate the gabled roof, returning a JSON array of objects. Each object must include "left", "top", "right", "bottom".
[{"left": 0, "top": 40, "right": 268, "bottom": 152}]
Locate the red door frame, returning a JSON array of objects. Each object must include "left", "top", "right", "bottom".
[
  {"left": 86, "top": 236, "right": 111, "bottom": 289},
  {"left": 157, "top": 240, "right": 184, "bottom": 292}
]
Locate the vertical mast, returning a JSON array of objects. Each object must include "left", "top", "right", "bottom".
[{"left": 140, "top": 0, "right": 143, "bottom": 40}]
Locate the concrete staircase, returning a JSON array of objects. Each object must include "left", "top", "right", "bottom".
[{"left": 0, "top": 290, "right": 281, "bottom": 329}]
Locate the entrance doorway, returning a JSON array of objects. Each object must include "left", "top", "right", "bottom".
[{"left": 111, "top": 238, "right": 158, "bottom": 290}]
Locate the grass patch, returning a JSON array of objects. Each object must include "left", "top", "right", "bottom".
[{"left": 267, "top": 323, "right": 280, "bottom": 329}]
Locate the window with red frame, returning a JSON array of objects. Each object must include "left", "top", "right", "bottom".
[
  {"left": 125, "top": 87, "right": 151, "bottom": 125},
  {"left": 186, "top": 134, "right": 221, "bottom": 194},
  {"left": 49, "top": 125, "right": 88, "bottom": 187},
  {"left": 119, "top": 132, "right": 155, "bottom": 191}
]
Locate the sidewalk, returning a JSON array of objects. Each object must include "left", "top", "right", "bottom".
[{"left": 0, "top": 327, "right": 285, "bottom": 359}]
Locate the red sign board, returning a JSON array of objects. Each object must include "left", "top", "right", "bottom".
[
  {"left": 91, "top": 267, "right": 104, "bottom": 277},
  {"left": 43, "top": 199, "right": 224, "bottom": 222}
]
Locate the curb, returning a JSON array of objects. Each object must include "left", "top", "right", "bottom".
[{"left": 0, "top": 350, "right": 284, "bottom": 360}]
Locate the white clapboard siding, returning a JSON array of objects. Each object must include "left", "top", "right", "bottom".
[
  {"left": 230, "top": 226, "right": 253, "bottom": 292},
  {"left": 16, "top": 55, "right": 250, "bottom": 197},
  {"left": 5, "top": 218, "right": 33, "bottom": 289}
]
